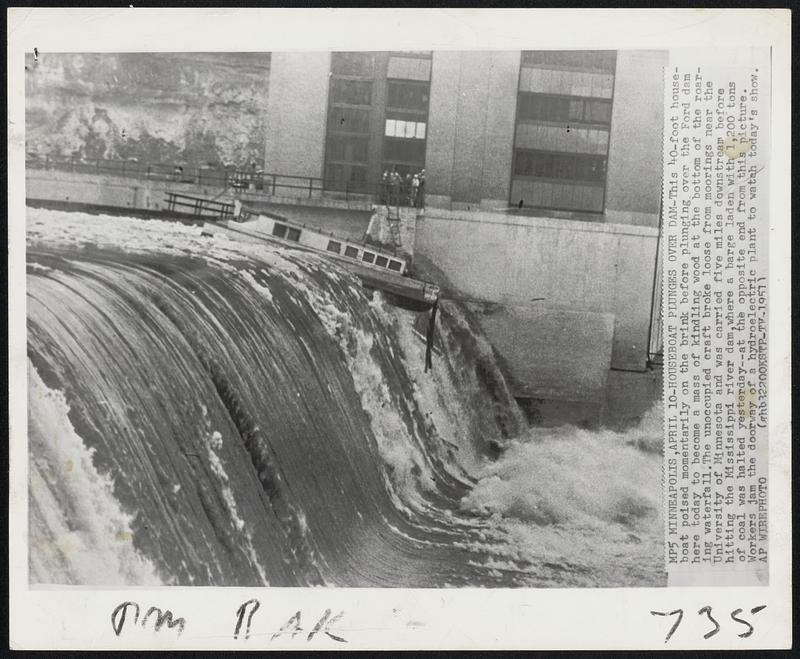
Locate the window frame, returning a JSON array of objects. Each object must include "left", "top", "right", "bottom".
[
  {"left": 511, "top": 50, "right": 616, "bottom": 213},
  {"left": 386, "top": 80, "right": 430, "bottom": 114},
  {"left": 330, "top": 52, "right": 376, "bottom": 77},
  {"left": 516, "top": 91, "right": 613, "bottom": 127},
  {"left": 520, "top": 49, "right": 617, "bottom": 74},
  {"left": 512, "top": 148, "right": 608, "bottom": 185},
  {"left": 330, "top": 78, "right": 373, "bottom": 107}
]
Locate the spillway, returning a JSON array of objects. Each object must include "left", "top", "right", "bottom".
[{"left": 26, "top": 208, "right": 665, "bottom": 588}]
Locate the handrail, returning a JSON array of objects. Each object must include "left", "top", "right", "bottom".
[
  {"left": 166, "top": 192, "right": 234, "bottom": 211},
  {"left": 25, "top": 153, "right": 427, "bottom": 208},
  {"left": 164, "top": 191, "right": 235, "bottom": 220}
]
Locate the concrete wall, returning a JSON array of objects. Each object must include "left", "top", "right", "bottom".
[
  {"left": 263, "top": 52, "right": 330, "bottom": 179},
  {"left": 425, "top": 52, "right": 459, "bottom": 208},
  {"left": 415, "top": 208, "right": 659, "bottom": 371},
  {"left": 26, "top": 169, "right": 167, "bottom": 211},
  {"left": 426, "top": 51, "right": 519, "bottom": 209},
  {"left": 604, "top": 50, "right": 668, "bottom": 227},
  {"left": 475, "top": 304, "right": 615, "bottom": 402},
  {"left": 25, "top": 169, "right": 375, "bottom": 215}
]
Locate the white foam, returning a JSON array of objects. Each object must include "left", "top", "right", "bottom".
[
  {"left": 27, "top": 360, "right": 162, "bottom": 586},
  {"left": 201, "top": 424, "right": 269, "bottom": 585},
  {"left": 459, "top": 406, "right": 665, "bottom": 585}
]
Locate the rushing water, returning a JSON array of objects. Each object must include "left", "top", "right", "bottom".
[{"left": 26, "top": 208, "right": 666, "bottom": 588}]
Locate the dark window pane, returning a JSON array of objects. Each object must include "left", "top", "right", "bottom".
[
  {"left": 344, "top": 246, "right": 359, "bottom": 258},
  {"left": 515, "top": 150, "right": 607, "bottom": 183},
  {"left": 589, "top": 158, "right": 606, "bottom": 181},
  {"left": 327, "top": 136, "right": 368, "bottom": 163},
  {"left": 569, "top": 100, "right": 585, "bottom": 122},
  {"left": 387, "top": 81, "right": 429, "bottom": 112},
  {"left": 325, "top": 163, "right": 345, "bottom": 188},
  {"left": 514, "top": 151, "right": 531, "bottom": 176},
  {"left": 375, "top": 256, "right": 389, "bottom": 268},
  {"left": 531, "top": 95, "right": 543, "bottom": 117},
  {"left": 272, "top": 223, "right": 287, "bottom": 238},
  {"left": 383, "top": 138, "right": 426, "bottom": 165},
  {"left": 327, "top": 240, "right": 341, "bottom": 253},
  {"left": 517, "top": 94, "right": 529, "bottom": 118},
  {"left": 586, "top": 99, "right": 612, "bottom": 123},
  {"left": 557, "top": 97, "right": 571, "bottom": 119},
  {"left": 533, "top": 153, "right": 546, "bottom": 177},
  {"left": 328, "top": 107, "right": 371, "bottom": 134},
  {"left": 331, "top": 79, "right": 372, "bottom": 106},
  {"left": 520, "top": 93, "right": 597, "bottom": 123},
  {"left": 348, "top": 166, "right": 366, "bottom": 184},
  {"left": 555, "top": 154, "right": 574, "bottom": 179},
  {"left": 388, "top": 260, "right": 403, "bottom": 272},
  {"left": 286, "top": 227, "right": 301, "bottom": 242},
  {"left": 362, "top": 252, "right": 375, "bottom": 263},
  {"left": 522, "top": 50, "right": 616, "bottom": 73},
  {"left": 542, "top": 153, "right": 554, "bottom": 177},
  {"left": 331, "top": 52, "right": 374, "bottom": 76}
]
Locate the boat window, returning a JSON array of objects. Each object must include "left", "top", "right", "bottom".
[
  {"left": 388, "top": 260, "right": 403, "bottom": 272},
  {"left": 327, "top": 240, "right": 342, "bottom": 253},
  {"left": 272, "top": 223, "right": 287, "bottom": 238},
  {"left": 361, "top": 252, "right": 375, "bottom": 264},
  {"left": 344, "top": 246, "right": 359, "bottom": 258},
  {"left": 286, "top": 227, "right": 301, "bottom": 242},
  {"left": 375, "top": 255, "right": 389, "bottom": 267}
]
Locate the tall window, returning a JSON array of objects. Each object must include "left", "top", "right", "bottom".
[
  {"left": 381, "top": 53, "right": 431, "bottom": 178},
  {"left": 324, "top": 51, "right": 432, "bottom": 192},
  {"left": 511, "top": 50, "right": 616, "bottom": 213},
  {"left": 325, "top": 52, "right": 375, "bottom": 192}
]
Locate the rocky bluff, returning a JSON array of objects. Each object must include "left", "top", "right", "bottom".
[{"left": 25, "top": 52, "right": 270, "bottom": 169}]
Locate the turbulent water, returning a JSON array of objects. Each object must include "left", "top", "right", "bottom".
[{"left": 26, "top": 208, "right": 666, "bottom": 588}]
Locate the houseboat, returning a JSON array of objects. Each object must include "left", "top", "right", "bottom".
[{"left": 202, "top": 203, "right": 439, "bottom": 307}]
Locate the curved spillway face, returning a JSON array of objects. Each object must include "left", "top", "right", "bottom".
[{"left": 25, "top": 209, "right": 666, "bottom": 588}]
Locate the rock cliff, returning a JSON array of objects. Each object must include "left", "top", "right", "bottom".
[{"left": 25, "top": 52, "right": 270, "bottom": 168}]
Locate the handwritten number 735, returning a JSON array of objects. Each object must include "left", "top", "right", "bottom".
[{"left": 650, "top": 605, "right": 766, "bottom": 643}]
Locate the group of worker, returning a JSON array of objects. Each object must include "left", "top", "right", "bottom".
[
  {"left": 381, "top": 167, "right": 426, "bottom": 208},
  {"left": 169, "top": 160, "right": 426, "bottom": 207}
]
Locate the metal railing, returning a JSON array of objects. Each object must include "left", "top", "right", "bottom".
[
  {"left": 164, "top": 192, "right": 235, "bottom": 220},
  {"left": 26, "top": 153, "right": 428, "bottom": 208}
]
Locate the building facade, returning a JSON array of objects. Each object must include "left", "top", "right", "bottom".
[{"left": 264, "top": 49, "right": 667, "bottom": 227}]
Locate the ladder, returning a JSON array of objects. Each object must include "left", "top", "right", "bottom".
[{"left": 387, "top": 203, "right": 402, "bottom": 254}]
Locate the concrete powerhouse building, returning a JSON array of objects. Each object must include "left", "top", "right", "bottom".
[{"left": 265, "top": 50, "right": 665, "bottom": 225}]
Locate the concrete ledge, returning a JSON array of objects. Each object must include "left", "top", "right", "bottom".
[
  {"left": 419, "top": 206, "right": 660, "bottom": 237},
  {"left": 424, "top": 194, "right": 452, "bottom": 208},
  {"left": 604, "top": 208, "right": 659, "bottom": 228},
  {"left": 235, "top": 189, "right": 373, "bottom": 212}
]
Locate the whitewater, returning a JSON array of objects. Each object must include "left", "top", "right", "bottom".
[{"left": 26, "top": 207, "right": 666, "bottom": 588}]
